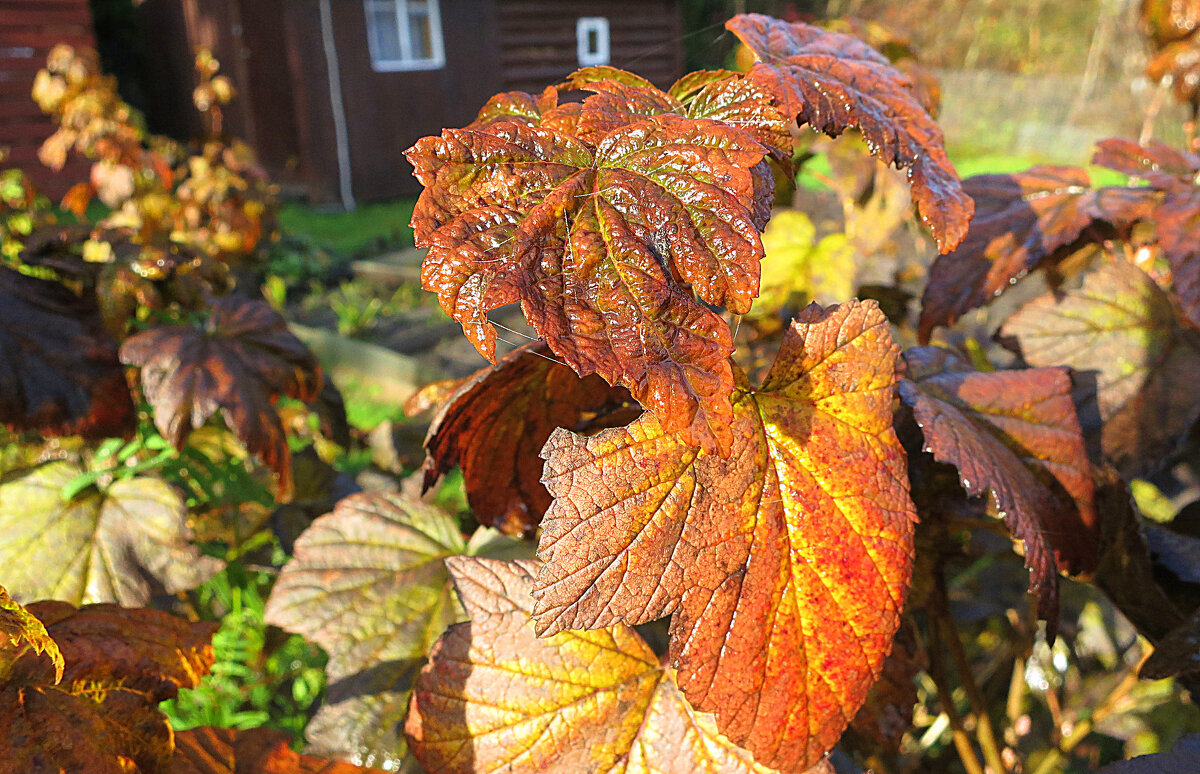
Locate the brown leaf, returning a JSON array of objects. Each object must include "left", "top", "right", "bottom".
[
  {"left": 726, "top": 13, "right": 973, "bottom": 251},
  {"left": 407, "top": 111, "right": 772, "bottom": 455},
  {"left": 917, "top": 166, "right": 1159, "bottom": 342},
  {"left": 1002, "top": 257, "right": 1200, "bottom": 478},
  {"left": 1152, "top": 187, "right": 1200, "bottom": 329},
  {"left": 1092, "top": 138, "right": 1200, "bottom": 191},
  {"left": 406, "top": 557, "right": 779, "bottom": 774},
  {"left": 0, "top": 684, "right": 174, "bottom": 774},
  {"left": 532, "top": 301, "right": 915, "bottom": 771},
  {"left": 18, "top": 601, "right": 216, "bottom": 702},
  {"left": 0, "top": 266, "right": 135, "bottom": 439},
  {"left": 169, "top": 726, "right": 389, "bottom": 773},
  {"left": 898, "top": 347, "right": 1098, "bottom": 628},
  {"left": 120, "top": 296, "right": 323, "bottom": 497},
  {"left": 0, "top": 461, "right": 224, "bottom": 607},
  {"left": 422, "top": 342, "right": 630, "bottom": 535}
]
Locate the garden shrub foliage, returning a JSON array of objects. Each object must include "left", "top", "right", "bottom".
[{"left": 5, "top": 10, "right": 1200, "bottom": 774}]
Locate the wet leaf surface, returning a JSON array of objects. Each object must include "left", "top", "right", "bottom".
[
  {"left": 726, "top": 13, "right": 973, "bottom": 251},
  {"left": 532, "top": 301, "right": 914, "bottom": 771}
]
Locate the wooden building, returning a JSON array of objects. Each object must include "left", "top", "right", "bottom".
[
  {"left": 138, "top": 0, "right": 684, "bottom": 206},
  {"left": 0, "top": 0, "right": 96, "bottom": 199}
]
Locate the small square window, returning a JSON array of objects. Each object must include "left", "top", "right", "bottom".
[
  {"left": 365, "top": 0, "right": 445, "bottom": 72},
  {"left": 577, "top": 17, "right": 610, "bottom": 67}
]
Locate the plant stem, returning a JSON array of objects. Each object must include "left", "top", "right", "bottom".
[
  {"left": 927, "top": 611, "right": 987, "bottom": 774},
  {"left": 1030, "top": 645, "right": 1153, "bottom": 774},
  {"left": 934, "top": 568, "right": 1010, "bottom": 774}
]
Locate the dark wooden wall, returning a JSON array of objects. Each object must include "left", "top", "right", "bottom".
[
  {"left": 0, "top": 0, "right": 96, "bottom": 199},
  {"left": 497, "top": 0, "right": 684, "bottom": 92}
]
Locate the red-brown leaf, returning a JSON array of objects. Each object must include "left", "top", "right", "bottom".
[
  {"left": 169, "top": 726, "right": 388, "bottom": 773},
  {"left": 120, "top": 296, "right": 322, "bottom": 497},
  {"left": 1092, "top": 138, "right": 1200, "bottom": 191},
  {"left": 422, "top": 342, "right": 630, "bottom": 535},
  {"left": 918, "top": 167, "right": 1160, "bottom": 341},
  {"left": 407, "top": 114, "right": 771, "bottom": 454},
  {"left": 1002, "top": 257, "right": 1200, "bottom": 479},
  {"left": 532, "top": 301, "right": 914, "bottom": 771},
  {"left": 406, "top": 557, "right": 780, "bottom": 774},
  {"left": 0, "top": 266, "right": 135, "bottom": 439},
  {"left": 898, "top": 347, "right": 1098, "bottom": 627},
  {"left": 726, "top": 13, "right": 973, "bottom": 251}
]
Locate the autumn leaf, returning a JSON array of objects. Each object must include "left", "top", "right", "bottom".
[
  {"left": 407, "top": 110, "right": 772, "bottom": 454},
  {"left": 422, "top": 342, "right": 631, "bottom": 535},
  {"left": 532, "top": 300, "right": 915, "bottom": 771},
  {"left": 407, "top": 557, "right": 780, "bottom": 774},
  {"left": 0, "top": 586, "right": 63, "bottom": 684},
  {"left": 897, "top": 347, "right": 1097, "bottom": 626},
  {"left": 1002, "top": 257, "right": 1200, "bottom": 478},
  {"left": 264, "top": 494, "right": 530, "bottom": 767},
  {"left": 1092, "top": 138, "right": 1200, "bottom": 191},
  {"left": 726, "top": 13, "right": 973, "bottom": 251},
  {"left": 0, "top": 461, "right": 223, "bottom": 606},
  {"left": 470, "top": 86, "right": 559, "bottom": 129},
  {"left": 120, "top": 295, "right": 323, "bottom": 497},
  {"left": 0, "top": 265, "right": 135, "bottom": 439},
  {"left": 169, "top": 726, "right": 389, "bottom": 773},
  {"left": 917, "top": 166, "right": 1158, "bottom": 342},
  {"left": 0, "top": 600, "right": 216, "bottom": 774}
]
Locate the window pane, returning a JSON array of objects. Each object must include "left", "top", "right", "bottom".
[
  {"left": 372, "top": 7, "right": 402, "bottom": 62},
  {"left": 408, "top": 10, "right": 432, "bottom": 60}
]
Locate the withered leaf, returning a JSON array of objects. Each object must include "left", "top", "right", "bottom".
[
  {"left": 918, "top": 166, "right": 1159, "bottom": 342},
  {"left": 726, "top": 13, "right": 973, "bottom": 251},
  {"left": 422, "top": 342, "right": 630, "bottom": 535},
  {"left": 1002, "top": 258, "right": 1200, "bottom": 478},
  {"left": 264, "top": 493, "right": 466, "bottom": 679},
  {"left": 0, "top": 586, "right": 63, "bottom": 684},
  {"left": 18, "top": 601, "right": 216, "bottom": 701},
  {"left": 0, "top": 684, "right": 174, "bottom": 774},
  {"left": 407, "top": 111, "right": 772, "bottom": 454},
  {"left": 897, "top": 347, "right": 1098, "bottom": 626},
  {"left": 0, "top": 265, "right": 135, "bottom": 439},
  {"left": 532, "top": 301, "right": 915, "bottom": 771},
  {"left": 406, "top": 557, "right": 779, "bottom": 774},
  {"left": 169, "top": 726, "right": 389, "bottom": 773},
  {"left": 0, "top": 461, "right": 223, "bottom": 606},
  {"left": 120, "top": 296, "right": 323, "bottom": 497}
]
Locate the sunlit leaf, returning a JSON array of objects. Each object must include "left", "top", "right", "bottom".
[
  {"left": 1002, "top": 258, "right": 1200, "bottom": 478},
  {"left": 169, "top": 726, "right": 388, "bottom": 773},
  {"left": 407, "top": 557, "right": 780, "bottom": 774},
  {"left": 0, "top": 461, "right": 223, "bottom": 606},
  {"left": 422, "top": 342, "right": 630, "bottom": 535},
  {"left": 0, "top": 266, "right": 135, "bottom": 439},
  {"left": 898, "top": 347, "right": 1098, "bottom": 626},
  {"left": 726, "top": 13, "right": 973, "bottom": 251},
  {"left": 532, "top": 300, "right": 914, "bottom": 771},
  {"left": 120, "top": 296, "right": 323, "bottom": 497},
  {"left": 0, "top": 586, "right": 63, "bottom": 684},
  {"left": 407, "top": 110, "right": 773, "bottom": 455},
  {"left": 751, "top": 210, "right": 854, "bottom": 319}
]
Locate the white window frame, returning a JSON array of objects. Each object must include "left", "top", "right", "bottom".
[
  {"left": 576, "top": 17, "right": 610, "bottom": 67},
  {"left": 364, "top": 0, "right": 446, "bottom": 72}
]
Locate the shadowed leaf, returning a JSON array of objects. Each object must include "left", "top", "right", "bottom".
[
  {"left": 1002, "top": 258, "right": 1200, "bottom": 478},
  {"left": 120, "top": 296, "right": 323, "bottom": 498},
  {"left": 0, "top": 265, "right": 135, "bottom": 439},
  {"left": 0, "top": 461, "right": 223, "bottom": 606},
  {"left": 898, "top": 347, "right": 1097, "bottom": 628},
  {"left": 406, "top": 558, "right": 780, "bottom": 774},
  {"left": 918, "top": 166, "right": 1158, "bottom": 341},
  {"left": 407, "top": 109, "right": 773, "bottom": 455},
  {"left": 169, "top": 726, "right": 388, "bottom": 773},
  {"left": 1096, "top": 734, "right": 1200, "bottom": 773},
  {"left": 532, "top": 300, "right": 914, "bottom": 771},
  {"left": 422, "top": 342, "right": 631, "bottom": 535},
  {"left": 726, "top": 13, "right": 973, "bottom": 251}
]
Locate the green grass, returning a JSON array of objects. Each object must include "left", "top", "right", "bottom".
[{"left": 278, "top": 198, "right": 417, "bottom": 256}]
